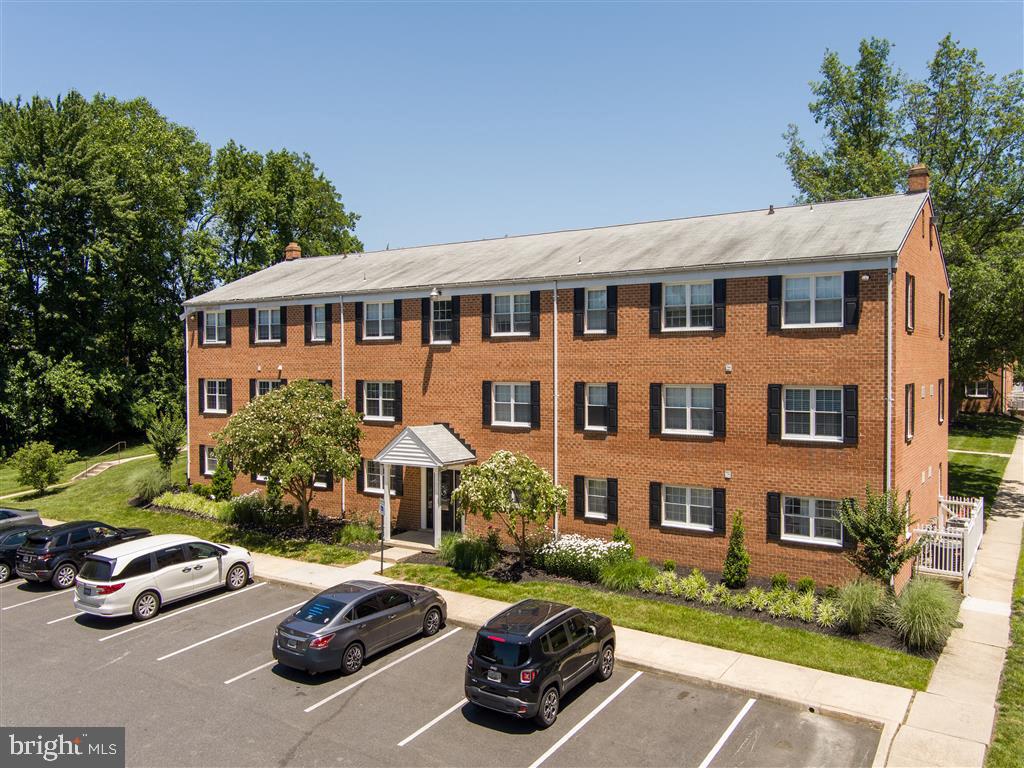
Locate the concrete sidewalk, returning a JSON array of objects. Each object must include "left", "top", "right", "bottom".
[{"left": 887, "top": 431, "right": 1024, "bottom": 767}]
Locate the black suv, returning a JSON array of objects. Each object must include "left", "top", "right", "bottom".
[
  {"left": 16, "top": 521, "right": 150, "bottom": 589},
  {"left": 0, "top": 523, "right": 47, "bottom": 582},
  {"left": 465, "top": 599, "right": 615, "bottom": 728}
]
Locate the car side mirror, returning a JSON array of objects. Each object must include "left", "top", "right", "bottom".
[{"left": 589, "top": 626, "right": 597, "bottom": 636}]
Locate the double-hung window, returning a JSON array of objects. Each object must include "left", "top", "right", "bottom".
[
  {"left": 364, "top": 382, "right": 396, "bottom": 421},
  {"left": 586, "top": 384, "right": 608, "bottom": 431},
  {"left": 662, "top": 485, "right": 713, "bottom": 530},
  {"left": 782, "top": 496, "right": 842, "bottom": 545},
  {"left": 204, "top": 311, "right": 226, "bottom": 343},
  {"left": 584, "top": 288, "right": 607, "bottom": 333},
  {"left": 783, "top": 387, "right": 842, "bottom": 441},
  {"left": 364, "top": 461, "right": 397, "bottom": 495},
  {"left": 311, "top": 305, "right": 327, "bottom": 341},
  {"left": 431, "top": 298, "right": 453, "bottom": 343},
  {"left": 905, "top": 274, "right": 916, "bottom": 332},
  {"left": 783, "top": 274, "right": 842, "bottom": 326},
  {"left": 493, "top": 383, "right": 531, "bottom": 426},
  {"left": 905, "top": 383, "right": 916, "bottom": 440},
  {"left": 203, "top": 447, "right": 218, "bottom": 477},
  {"left": 313, "top": 472, "right": 331, "bottom": 490},
  {"left": 493, "top": 293, "right": 531, "bottom": 335},
  {"left": 662, "top": 385, "right": 713, "bottom": 435},
  {"left": 663, "top": 282, "right": 712, "bottom": 330},
  {"left": 965, "top": 381, "right": 992, "bottom": 398},
  {"left": 205, "top": 379, "right": 228, "bottom": 413},
  {"left": 585, "top": 478, "right": 608, "bottom": 520},
  {"left": 256, "top": 379, "right": 282, "bottom": 397},
  {"left": 256, "top": 308, "right": 282, "bottom": 342},
  {"left": 365, "top": 301, "right": 395, "bottom": 339}
]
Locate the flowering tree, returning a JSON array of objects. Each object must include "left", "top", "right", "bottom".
[
  {"left": 452, "top": 450, "right": 567, "bottom": 567},
  {"left": 213, "top": 380, "right": 361, "bottom": 528}
]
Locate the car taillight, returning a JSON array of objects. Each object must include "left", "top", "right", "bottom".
[
  {"left": 466, "top": 654, "right": 474, "bottom": 670},
  {"left": 96, "top": 583, "right": 125, "bottom": 595},
  {"left": 309, "top": 633, "right": 335, "bottom": 650},
  {"left": 37, "top": 552, "right": 54, "bottom": 561},
  {"left": 520, "top": 669, "right": 537, "bottom": 685}
]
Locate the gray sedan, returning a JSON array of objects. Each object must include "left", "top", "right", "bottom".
[
  {"left": 272, "top": 580, "right": 447, "bottom": 675},
  {"left": 0, "top": 508, "right": 41, "bottom": 531}
]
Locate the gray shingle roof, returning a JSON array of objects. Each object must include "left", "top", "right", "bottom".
[{"left": 184, "top": 193, "right": 926, "bottom": 308}]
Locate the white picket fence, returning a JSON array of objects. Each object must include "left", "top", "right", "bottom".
[
  {"left": 915, "top": 495, "right": 985, "bottom": 593},
  {"left": 1009, "top": 392, "right": 1024, "bottom": 412}
]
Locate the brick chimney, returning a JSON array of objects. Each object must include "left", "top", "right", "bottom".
[
  {"left": 284, "top": 242, "right": 302, "bottom": 261},
  {"left": 907, "top": 164, "right": 930, "bottom": 194}
]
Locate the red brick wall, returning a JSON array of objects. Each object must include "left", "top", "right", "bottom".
[{"left": 959, "top": 364, "right": 1013, "bottom": 415}]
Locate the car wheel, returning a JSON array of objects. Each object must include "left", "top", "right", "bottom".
[
  {"left": 51, "top": 562, "right": 77, "bottom": 589},
  {"left": 535, "top": 686, "right": 559, "bottom": 729},
  {"left": 341, "top": 642, "right": 364, "bottom": 675},
  {"left": 225, "top": 564, "right": 248, "bottom": 591},
  {"left": 133, "top": 591, "right": 161, "bottom": 621},
  {"left": 596, "top": 643, "right": 615, "bottom": 681},
  {"left": 0, "top": 562, "right": 10, "bottom": 583},
  {"left": 422, "top": 607, "right": 442, "bottom": 637}
]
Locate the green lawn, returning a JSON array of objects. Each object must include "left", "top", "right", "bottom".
[
  {"left": 0, "top": 439, "right": 153, "bottom": 497},
  {"left": 386, "top": 563, "right": 934, "bottom": 690},
  {"left": 949, "top": 414, "right": 1021, "bottom": 455},
  {"left": 948, "top": 416, "right": 1020, "bottom": 509},
  {"left": 986, "top": 526, "right": 1024, "bottom": 767},
  {"left": 949, "top": 453, "right": 1013, "bottom": 510},
  {"left": 4, "top": 455, "right": 364, "bottom": 567}
]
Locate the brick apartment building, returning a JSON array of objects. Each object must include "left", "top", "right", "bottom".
[
  {"left": 960, "top": 363, "right": 1022, "bottom": 415},
  {"left": 182, "top": 166, "right": 949, "bottom": 585}
]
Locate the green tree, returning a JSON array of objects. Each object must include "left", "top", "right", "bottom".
[
  {"left": 839, "top": 488, "right": 923, "bottom": 585},
  {"left": 721, "top": 512, "right": 751, "bottom": 588},
  {"left": 146, "top": 411, "right": 185, "bottom": 473},
  {"left": 210, "top": 458, "right": 236, "bottom": 502},
  {"left": 451, "top": 451, "right": 567, "bottom": 567},
  {"left": 213, "top": 380, "right": 362, "bottom": 528},
  {"left": 11, "top": 440, "right": 77, "bottom": 494}
]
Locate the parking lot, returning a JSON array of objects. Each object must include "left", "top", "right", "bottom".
[{"left": 1, "top": 575, "right": 881, "bottom": 767}]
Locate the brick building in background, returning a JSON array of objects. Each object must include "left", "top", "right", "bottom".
[{"left": 183, "top": 166, "right": 948, "bottom": 585}]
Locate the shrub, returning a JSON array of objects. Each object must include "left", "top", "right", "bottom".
[
  {"left": 840, "top": 487, "right": 923, "bottom": 583},
  {"left": 839, "top": 579, "right": 885, "bottom": 634},
  {"left": 611, "top": 525, "right": 634, "bottom": 556},
  {"left": 770, "top": 572, "right": 789, "bottom": 591},
  {"left": 132, "top": 466, "right": 171, "bottom": 504},
  {"left": 439, "top": 533, "right": 498, "bottom": 574},
  {"left": 190, "top": 482, "right": 211, "bottom": 498},
  {"left": 679, "top": 568, "right": 709, "bottom": 601},
  {"left": 536, "top": 534, "right": 632, "bottom": 582},
  {"left": 146, "top": 411, "right": 184, "bottom": 472},
  {"left": 153, "top": 491, "right": 230, "bottom": 519},
  {"left": 748, "top": 587, "right": 770, "bottom": 612},
  {"left": 721, "top": 512, "right": 751, "bottom": 588},
  {"left": 599, "top": 557, "right": 659, "bottom": 592},
  {"left": 792, "top": 591, "right": 818, "bottom": 623},
  {"left": 816, "top": 599, "right": 846, "bottom": 629},
  {"left": 338, "top": 521, "right": 379, "bottom": 546},
  {"left": 651, "top": 571, "right": 677, "bottom": 596},
  {"left": 887, "top": 578, "right": 960, "bottom": 651},
  {"left": 767, "top": 590, "right": 795, "bottom": 618},
  {"left": 662, "top": 559, "right": 676, "bottom": 573},
  {"left": 699, "top": 588, "right": 718, "bottom": 605},
  {"left": 711, "top": 584, "right": 730, "bottom": 602},
  {"left": 638, "top": 575, "right": 658, "bottom": 593},
  {"left": 11, "top": 441, "right": 77, "bottom": 493},
  {"left": 211, "top": 460, "right": 235, "bottom": 501},
  {"left": 223, "top": 490, "right": 269, "bottom": 527},
  {"left": 726, "top": 592, "right": 751, "bottom": 610},
  {"left": 796, "top": 577, "right": 816, "bottom": 594},
  {"left": 822, "top": 584, "right": 840, "bottom": 600}
]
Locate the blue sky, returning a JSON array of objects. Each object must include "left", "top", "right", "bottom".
[{"left": 2, "top": 1, "right": 1021, "bottom": 252}]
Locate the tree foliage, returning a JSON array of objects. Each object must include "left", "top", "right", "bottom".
[
  {"left": 146, "top": 411, "right": 185, "bottom": 473},
  {"left": 213, "top": 380, "right": 362, "bottom": 528},
  {"left": 11, "top": 440, "right": 78, "bottom": 494},
  {"left": 839, "top": 488, "right": 923, "bottom": 585},
  {"left": 721, "top": 511, "right": 750, "bottom": 588},
  {"left": 451, "top": 450, "right": 567, "bottom": 567}
]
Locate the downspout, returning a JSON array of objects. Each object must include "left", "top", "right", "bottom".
[
  {"left": 552, "top": 282, "right": 559, "bottom": 539},
  {"left": 184, "top": 315, "right": 191, "bottom": 486},
  {"left": 340, "top": 297, "right": 346, "bottom": 516},
  {"left": 885, "top": 257, "right": 894, "bottom": 491}
]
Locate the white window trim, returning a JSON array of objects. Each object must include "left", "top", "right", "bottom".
[
  {"left": 202, "top": 447, "right": 218, "bottom": 477},
  {"left": 363, "top": 381, "right": 396, "bottom": 423},
  {"left": 430, "top": 297, "right": 453, "bottom": 345},
  {"left": 781, "top": 273, "right": 844, "bottom": 329},
  {"left": 660, "top": 485, "right": 714, "bottom": 532},
  {"left": 254, "top": 473, "right": 269, "bottom": 483},
  {"left": 965, "top": 381, "right": 992, "bottom": 398},
  {"left": 583, "top": 287, "right": 608, "bottom": 335},
  {"left": 312, "top": 472, "right": 330, "bottom": 490},
  {"left": 255, "top": 308, "right": 282, "bottom": 343},
  {"left": 310, "top": 304, "right": 327, "bottom": 342},
  {"left": 661, "top": 281, "right": 714, "bottom": 332},
  {"left": 363, "top": 461, "right": 397, "bottom": 496},
  {"left": 364, "top": 301, "right": 396, "bottom": 340},
  {"left": 661, "top": 385, "right": 714, "bottom": 436},
  {"left": 584, "top": 478, "right": 608, "bottom": 520},
  {"left": 255, "top": 379, "right": 281, "bottom": 398},
  {"left": 780, "top": 495, "right": 844, "bottom": 547},
  {"left": 781, "top": 386, "right": 844, "bottom": 443},
  {"left": 492, "top": 382, "right": 532, "bottom": 427},
  {"left": 906, "top": 385, "right": 915, "bottom": 441},
  {"left": 491, "top": 292, "right": 531, "bottom": 337},
  {"left": 204, "top": 379, "right": 228, "bottom": 414},
  {"left": 204, "top": 310, "right": 227, "bottom": 344},
  {"left": 584, "top": 384, "right": 608, "bottom": 432}
]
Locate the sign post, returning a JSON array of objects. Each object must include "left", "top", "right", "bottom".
[{"left": 379, "top": 499, "right": 385, "bottom": 575}]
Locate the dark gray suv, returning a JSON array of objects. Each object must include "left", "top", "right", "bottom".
[{"left": 272, "top": 580, "right": 447, "bottom": 675}]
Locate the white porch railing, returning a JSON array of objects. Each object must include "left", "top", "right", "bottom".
[
  {"left": 915, "top": 495, "right": 985, "bottom": 593},
  {"left": 1009, "top": 392, "right": 1024, "bottom": 412}
]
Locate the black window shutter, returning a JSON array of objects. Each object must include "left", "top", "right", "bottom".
[
  {"left": 573, "top": 475, "right": 585, "bottom": 519},
  {"left": 224, "top": 309, "right": 232, "bottom": 345},
  {"left": 482, "top": 381, "right": 492, "bottom": 426},
  {"left": 225, "top": 379, "right": 233, "bottom": 414},
  {"left": 321, "top": 379, "right": 332, "bottom": 390},
  {"left": 530, "top": 381, "right": 541, "bottom": 428},
  {"left": 355, "top": 380, "right": 364, "bottom": 415},
  {"left": 323, "top": 472, "right": 335, "bottom": 492},
  {"left": 324, "top": 304, "right": 333, "bottom": 343},
  {"left": 766, "top": 492, "right": 781, "bottom": 540},
  {"left": 844, "top": 271, "right": 860, "bottom": 328},
  {"left": 529, "top": 291, "right": 541, "bottom": 337},
  {"left": 649, "top": 482, "right": 662, "bottom": 527},
  {"left": 248, "top": 309, "right": 256, "bottom": 344},
  {"left": 354, "top": 302, "right": 364, "bottom": 343},
  {"left": 573, "top": 382, "right": 585, "bottom": 431},
  {"left": 393, "top": 299, "right": 403, "bottom": 341},
  {"left": 421, "top": 298, "right": 431, "bottom": 344},
  {"left": 279, "top": 306, "right": 287, "bottom": 344},
  {"left": 650, "top": 383, "right": 662, "bottom": 435},
  {"left": 843, "top": 385, "right": 859, "bottom": 445},
  {"left": 280, "top": 378, "right": 288, "bottom": 387},
  {"left": 573, "top": 288, "right": 585, "bottom": 336},
  {"left": 767, "top": 276, "right": 782, "bottom": 330},
  {"left": 198, "top": 379, "right": 206, "bottom": 413},
  {"left": 607, "top": 285, "right": 618, "bottom": 336},
  {"left": 713, "top": 279, "right": 727, "bottom": 331},
  {"left": 392, "top": 466, "right": 404, "bottom": 496},
  {"left": 842, "top": 498, "right": 857, "bottom": 550},
  {"left": 607, "top": 383, "right": 618, "bottom": 434},
  {"left": 356, "top": 459, "right": 364, "bottom": 492},
  {"left": 607, "top": 478, "right": 618, "bottom": 523},
  {"left": 713, "top": 488, "right": 726, "bottom": 533},
  {"left": 394, "top": 381, "right": 403, "bottom": 423},
  {"left": 713, "top": 383, "right": 726, "bottom": 437},
  {"left": 451, "top": 295, "right": 461, "bottom": 343},
  {"left": 649, "top": 283, "right": 662, "bottom": 333},
  {"left": 481, "top": 294, "right": 491, "bottom": 338},
  {"left": 767, "top": 384, "right": 782, "bottom": 439},
  {"left": 304, "top": 304, "right": 312, "bottom": 343},
  {"left": 197, "top": 311, "right": 205, "bottom": 344},
  {"left": 199, "top": 445, "right": 206, "bottom": 473},
  {"left": 249, "top": 379, "right": 256, "bottom": 401}
]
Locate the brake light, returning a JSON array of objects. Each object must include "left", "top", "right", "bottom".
[
  {"left": 520, "top": 669, "right": 538, "bottom": 685},
  {"left": 309, "top": 633, "right": 335, "bottom": 650},
  {"left": 37, "top": 552, "right": 54, "bottom": 561},
  {"left": 466, "top": 654, "right": 474, "bottom": 670},
  {"left": 486, "top": 635, "right": 506, "bottom": 643},
  {"left": 96, "top": 583, "right": 125, "bottom": 595}
]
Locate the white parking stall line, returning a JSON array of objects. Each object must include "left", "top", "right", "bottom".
[
  {"left": 304, "top": 627, "right": 463, "bottom": 714},
  {"left": 527, "top": 670, "right": 644, "bottom": 768},
  {"left": 0, "top": 579, "right": 27, "bottom": 590},
  {"left": 696, "top": 697, "right": 756, "bottom": 768},
  {"left": 224, "top": 659, "right": 277, "bottom": 685},
  {"left": 1, "top": 590, "right": 71, "bottom": 611},
  {"left": 99, "top": 582, "right": 266, "bottom": 642},
  {"left": 398, "top": 698, "right": 467, "bottom": 747},
  {"left": 47, "top": 612, "right": 80, "bottom": 625},
  {"left": 157, "top": 600, "right": 305, "bottom": 661}
]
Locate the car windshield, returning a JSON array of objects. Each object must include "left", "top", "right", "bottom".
[
  {"left": 79, "top": 558, "right": 114, "bottom": 582},
  {"left": 295, "top": 598, "right": 347, "bottom": 625},
  {"left": 475, "top": 634, "right": 529, "bottom": 667}
]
